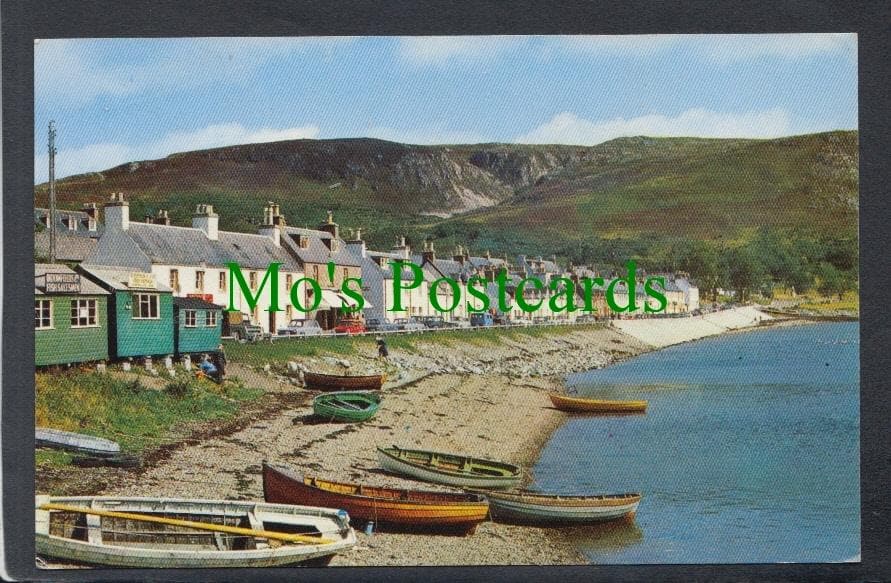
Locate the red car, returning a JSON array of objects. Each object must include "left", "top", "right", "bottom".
[{"left": 334, "top": 318, "right": 366, "bottom": 334}]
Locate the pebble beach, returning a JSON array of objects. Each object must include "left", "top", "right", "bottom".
[{"left": 39, "top": 309, "right": 780, "bottom": 566}]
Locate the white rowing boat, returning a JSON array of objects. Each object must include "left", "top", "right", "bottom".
[
  {"left": 36, "top": 495, "right": 356, "bottom": 568},
  {"left": 36, "top": 428, "right": 121, "bottom": 457}
]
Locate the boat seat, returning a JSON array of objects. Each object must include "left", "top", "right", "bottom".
[
  {"left": 86, "top": 512, "right": 102, "bottom": 545},
  {"left": 247, "top": 509, "right": 269, "bottom": 550}
]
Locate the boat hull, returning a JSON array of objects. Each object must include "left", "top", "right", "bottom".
[
  {"left": 312, "top": 391, "right": 380, "bottom": 422},
  {"left": 36, "top": 495, "right": 356, "bottom": 568},
  {"left": 377, "top": 447, "right": 522, "bottom": 489},
  {"left": 304, "top": 372, "right": 385, "bottom": 392},
  {"left": 263, "top": 464, "right": 488, "bottom": 531},
  {"left": 36, "top": 428, "right": 121, "bottom": 457},
  {"left": 473, "top": 490, "right": 641, "bottom": 525},
  {"left": 549, "top": 393, "right": 648, "bottom": 414}
]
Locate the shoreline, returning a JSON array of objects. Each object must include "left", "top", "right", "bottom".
[{"left": 38, "top": 308, "right": 811, "bottom": 566}]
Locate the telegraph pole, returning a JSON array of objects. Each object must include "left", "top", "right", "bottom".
[{"left": 48, "top": 120, "right": 57, "bottom": 264}]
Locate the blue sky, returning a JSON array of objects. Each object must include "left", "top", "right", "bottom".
[{"left": 35, "top": 34, "right": 857, "bottom": 181}]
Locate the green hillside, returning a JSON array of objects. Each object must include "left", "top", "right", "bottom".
[{"left": 35, "top": 131, "right": 858, "bottom": 286}]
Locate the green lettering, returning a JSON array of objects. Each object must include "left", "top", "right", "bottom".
[
  {"left": 389, "top": 261, "right": 423, "bottom": 313},
  {"left": 227, "top": 262, "right": 281, "bottom": 313}
]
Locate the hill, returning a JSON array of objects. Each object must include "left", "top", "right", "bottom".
[{"left": 35, "top": 131, "right": 858, "bottom": 259}]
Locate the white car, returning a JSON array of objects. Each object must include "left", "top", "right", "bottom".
[{"left": 277, "top": 319, "right": 323, "bottom": 337}]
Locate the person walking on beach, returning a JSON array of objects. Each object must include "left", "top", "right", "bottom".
[{"left": 376, "top": 337, "right": 389, "bottom": 360}]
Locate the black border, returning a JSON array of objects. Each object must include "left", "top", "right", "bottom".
[{"left": 3, "top": 1, "right": 890, "bottom": 581}]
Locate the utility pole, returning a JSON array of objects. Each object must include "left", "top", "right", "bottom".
[{"left": 48, "top": 120, "right": 57, "bottom": 264}]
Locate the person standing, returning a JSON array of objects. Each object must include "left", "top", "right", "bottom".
[{"left": 376, "top": 337, "right": 389, "bottom": 360}]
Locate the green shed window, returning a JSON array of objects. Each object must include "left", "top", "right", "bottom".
[
  {"left": 184, "top": 309, "right": 197, "bottom": 327},
  {"left": 206, "top": 311, "right": 218, "bottom": 327},
  {"left": 71, "top": 299, "right": 98, "bottom": 327},
  {"left": 35, "top": 299, "right": 53, "bottom": 329},
  {"left": 133, "top": 293, "right": 159, "bottom": 319}
]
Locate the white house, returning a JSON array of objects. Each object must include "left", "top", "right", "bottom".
[{"left": 82, "top": 193, "right": 305, "bottom": 334}]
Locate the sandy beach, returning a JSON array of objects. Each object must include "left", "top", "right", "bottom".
[{"left": 39, "top": 308, "right": 784, "bottom": 566}]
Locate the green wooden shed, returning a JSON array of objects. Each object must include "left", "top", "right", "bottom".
[
  {"left": 173, "top": 296, "right": 223, "bottom": 357},
  {"left": 77, "top": 266, "right": 174, "bottom": 360},
  {"left": 35, "top": 264, "right": 110, "bottom": 366}
]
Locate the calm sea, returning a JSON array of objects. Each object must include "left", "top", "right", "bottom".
[{"left": 532, "top": 322, "right": 860, "bottom": 564}]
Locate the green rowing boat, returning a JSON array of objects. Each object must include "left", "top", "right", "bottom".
[{"left": 312, "top": 391, "right": 381, "bottom": 422}]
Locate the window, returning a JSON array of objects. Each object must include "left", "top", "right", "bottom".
[
  {"left": 133, "top": 293, "right": 159, "bottom": 319},
  {"left": 249, "top": 271, "right": 258, "bottom": 289},
  {"left": 219, "top": 271, "right": 227, "bottom": 291},
  {"left": 285, "top": 274, "right": 293, "bottom": 289},
  {"left": 66, "top": 215, "right": 76, "bottom": 231},
  {"left": 35, "top": 300, "right": 53, "bottom": 329},
  {"left": 286, "top": 305, "right": 293, "bottom": 320},
  {"left": 195, "top": 270, "right": 205, "bottom": 291},
  {"left": 252, "top": 306, "right": 259, "bottom": 323},
  {"left": 313, "top": 265, "right": 320, "bottom": 281},
  {"left": 70, "top": 299, "right": 98, "bottom": 327},
  {"left": 299, "top": 236, "right": 309, "bottom": 249},
  {"left": 169, "top": 269, "right": 179, "bottom": 292},
  {"left": 184, "top": 310, "right": 197, "bottom": 327},
  {"left": 206, "top": 310, "right": 218, "bottom": 327},
  {"left": 342, "top": 267, "right": 348, "bottom": 281}
]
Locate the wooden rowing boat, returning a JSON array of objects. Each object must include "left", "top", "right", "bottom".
[
  {"left": 467, "top": 489, "right": 641, "bottom": 525},
  {"left": 312, "top": 391, "right": 381, "bottom": 423},
  {"left": 549, "top": 392, "right": 648, "bottom": 414},
  {"left": 262, "top": 464, "right": 489, "bottom": 533},
  {"left": 377, "top": 446, "right": 522, "bottom": 489},
  {"left": 36, "top": 428, "right": 121, "bottom": 457},
  {"left": 303, "top": 371, "right": 386, "bottom": 392},
  {"left": 36, "top": 495, "right": 356, "bottom": 568}
]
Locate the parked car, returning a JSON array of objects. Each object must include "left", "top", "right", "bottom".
[
  {"left": 277, "top": 318, "right": 323, "bottom": 337},
  {"left": 334, "top": 318, "right": 366, "bottom": 335},
  {"left": 532, "top": 316, "right": 550, "bottom": 325},
  {"left": 492, "top": 314, "right": 512, "bottom": 326},
  {"left": 415, "top": 315, "right": 456, "bottom": 329},
  {"left": 575, "top": 314, "right": 597, "bottom": 324},
  {"left": 470, "top": 313, "right": 494, "bottom": 327},
  {"left": 227, "top": 313, "right": 267, "bottom": 341},
  {"left": 393, "top": 318, "right": 426, "bottom": 331},
  {"left": 450, "top": 317, "right": 471, "bottom": 328},
  {"left": 365, "top": 318, "right": 399, "bottom": 332},
  {"left": 512, "top": 317, "right": 533, "bottom": 327}
]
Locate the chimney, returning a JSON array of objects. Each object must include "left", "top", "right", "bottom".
[
  {"left": 104, "top": 192, "right": 129, "bottom": 232},
  {"left": 156, "top": 209, "right": 171, "bottom": 226},
  {"left": 485, "top": 250, "right": 491, "bottom": 260},
  {"left": 144, "top": 214, "right": 154, "bottom": 224},
  {"left": 453, "top": 244, "right": 466, "bottom": 265},
  {"left": 258, "top": 202, "right": 282, "bottom": 247},
  {"left": 422, "top": 240, "right": 436, "bottom": 263},
  {"left": 82, "top": 202, "right": 99, "bottom": 231},
  {"left": 392, "top": 236, "right": 410, "bottom": 260},
  {"left": 346, "top": 228, "right": 366, "bottom": 258},
  {"left": 192, "top": 204, "right": 219, "bottom": 241},
  {"left": 318, "top": 209, "right": 339, "bottom": 239}
]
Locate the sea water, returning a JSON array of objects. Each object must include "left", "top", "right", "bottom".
[{"left": 532, "top": 322, "right": 860, "bottom": 563}]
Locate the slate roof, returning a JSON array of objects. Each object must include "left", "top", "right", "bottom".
[
  {"left": 172, "top": 296, "right": 223, "bottom": 310},
  {"left": 35, "top": 263, "right": 109, "bottom": 296},
  {"left": 35, "top": 231, "right": 99, "bottom": 262},
  {"left": 280, "top": 227, "right": 361, "bottom": 267},
  {"left": 97, "top": 222, "right": 303, "bottom": 272},
  {"left": 35, "top": 207, "right": 103, "bottom": 237},
  {"left": 77, "top": 266, "right": 173, "bottom": 292}
]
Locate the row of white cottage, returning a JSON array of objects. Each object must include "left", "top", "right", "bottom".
[{"left": 45, "top": 194, "right": 699, "bottom": 334}]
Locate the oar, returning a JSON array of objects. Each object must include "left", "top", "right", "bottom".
[
  {"left": 39, "top": 503, "right": 336, "bottom": 545},
  {"left": 330, "top": 398, "right": 365, "bottom": 411}
]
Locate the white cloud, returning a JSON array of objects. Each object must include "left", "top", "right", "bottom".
[
  {"left": 35, "top": 122, "right": 320, "bottom": 181},
  {"left": 697, "top": 33, "right": 856, "bottom": 64},
  {"left": 35, "top": 37, "right": 355, "bottom": 105},
  {"left": 364, "top": 126, "right": 487, "bottom": 145},
  {"left": 396, "top": 36, "right": 525, "bottom": 66},
  {"left": 515, "top": 108, "right": 793, "bottom": 145},
  {"left": 553, "top": 35, "right": 680, "bottom": 56}
]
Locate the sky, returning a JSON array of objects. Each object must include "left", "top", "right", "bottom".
[{"left": 34, "top": 34, "right": 857, "bottom": 181}]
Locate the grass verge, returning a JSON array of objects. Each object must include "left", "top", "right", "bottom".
[{"left": 35, "top": 370, "right": 263, "bottom": 464}]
